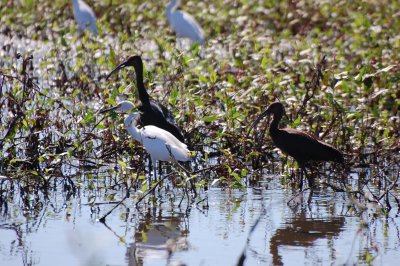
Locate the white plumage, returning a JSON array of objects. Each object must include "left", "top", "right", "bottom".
[
  {"left": 72, "top": 0, "right": 98, "bottom": 34},
  {"left": 166, "top": 0, "right": 205, "bottom": 45},
  {"left": 102, "top": 100, "right": 135, "bottom": 113},
  {"left": 124, "top": 113, "right": 191, "bottom": 181}
]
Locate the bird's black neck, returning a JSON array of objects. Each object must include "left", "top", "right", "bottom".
[
  {"left": 133, "top": 63, "right": 150, "bottom": 105},
  {"left": 269, "top": 114, "right": 281, "bottom": 134}
]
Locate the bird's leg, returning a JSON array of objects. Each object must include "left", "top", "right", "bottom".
[
  {"left": 158, "top": 161, "right": 162, "bottom": 177},
  {"left": 304, "top": 167, "right": 315, "bottom": 190},
  {"left": 152, "top": 159, "right": 157, "bottom": 184},
  {"left": 147, "top": 155, "right": 152, "bottom": 179},
  {"left": 299, "top": 167, "right": 304, "bottom": 191},
  {"left": 165, "top": 144, "right": 196, "bottom": 196}
]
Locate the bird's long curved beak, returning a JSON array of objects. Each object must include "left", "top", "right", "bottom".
[
  {"left": 106, "top": 61, "right": 129, "bottom": 80},
  {"left": 248, "top": 108, "right": 271, "bottom": 132},
  {"left": 99, "top": 105, "right": 118, "bottom": 114}
]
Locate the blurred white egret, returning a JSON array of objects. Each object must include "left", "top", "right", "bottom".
[
  {"left": 166, "top": 0, "right": 205, "bottom": 45},
  {"left": 124, "top": 112, "right": 192, "bottom": 181},
  {"left": 72, "top": 0, "right": 98, "bottom": 34}
]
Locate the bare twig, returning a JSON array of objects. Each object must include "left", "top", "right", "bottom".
[
  {"left": 236, "top": 196, "right": 267, "bottom": 266},
  {"left": 135, "top": 173, "right": 173, "bottom": 206}
]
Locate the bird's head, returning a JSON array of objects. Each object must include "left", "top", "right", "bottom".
[
  {"left": 106, "top": 55, "right": 143, "bottom": 80},
  {"left": 249, "top": 102, "right": 284, "bottom": 132},
  {"left": 100, "top": 101, "right": 135, "bottom": 114},
  {"left": 265, "top": 102, "right": 284, "bottom": 118},
  {"left": 124, "top": 112, "right": 140, "bottom": 128}
]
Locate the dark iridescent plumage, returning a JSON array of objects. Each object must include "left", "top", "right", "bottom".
[
  {"left": 107, "top": 55, "right": 184, "bottom": 142},
  {"left": 251, "top": 102, "right": 344, "bottom": 189}
]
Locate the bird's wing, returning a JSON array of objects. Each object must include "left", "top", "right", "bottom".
[
  {"left": 154, "top": 102, "right": 185, "bottom": 139},
  {"left": 150, "top": 101, "right": 177, "bottom": 124},
  {"left": 165, "top": 143, "right": 191, "bottom": 162},
  {"left": 140, "top": 102, "right": 184, "bottom": 142},
  {"left": 142, "top": 126, "right": 187, "bottom": 150},
  {"left": 277, "top": 128, "right": 342, "bottom": 163}
]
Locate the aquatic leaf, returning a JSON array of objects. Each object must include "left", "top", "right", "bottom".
[
  {"left": 261, "top": 57, "right": 268, "bottom": 70},
  {"left": 198, "top": 74, "right": 208, "bottom": 83},
  {"left": 292, "top": 116, "right": 301, "bottom": 128},
  {"left": 117, "top": 160, "right": 127, "bottom": 171},
  {"left": 118, "top": 236, "right": 126, "bottom": 244},
  {"left": 231, "top": 171, "right": 241, "bottom": 183},
  {"left": 141, "top": 183, "right": 147, "bottom": 193},
  {"left": 82, "top": 111, "right": 96, "bottom": 125},
  {"left": 227, "top": 74, "right": 236, "bottom": 85},
  {"left": 141, "top": 231, "right": 148, "bottom": 243},
  {"left": 231, "top": 181, "right": 245, "bottom": 190},
  {"left": 371, "top": 105, "right": 379, "bottom": 117},
  {"left": 60, "top": 35, "right": 67, "bottom": 47},
  {"left": 9, "top": 158, "right": 28, "bottom": 164},
  {"left": 109, "top": 49, "right": 117, "bottom": 66},
  {"left": 22, "top": 118, "right": 28, "bottom": 128},
  {"left": 240, "top": 168, "right": 248, "bottom": 177},
  {"left": 364, "top": 251, "right": 374, "bottom": 264},
  {"left": 106, "top": 97, "right": 117, "bottom": 106},
  {"left": 169, "top": 88, "right": 179, "bottom": 106},
  {"left": 210, "top": 71, "right": 217, "bottom": 83},
  {"left": 96, "top": 123, "right": 106, "bottom": 129},
  {"left": 88, "top": 182, "right": 95, "bottom": 191},
  {"left": 234, "top": 57, "right": 243, "bottom": 68},
  {"left": 202, "top": 114, "right": 218, "bottom": 123}
]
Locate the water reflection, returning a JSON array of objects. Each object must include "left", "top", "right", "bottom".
[
  {"left": 270, "top": 212, "right": 345, "bottom": 265},
  {"left": 1, "top": 174, "right": 400, "bottom": 266},
  {"left": 126, "top": 209, "right": 189, "bottom": 266}
]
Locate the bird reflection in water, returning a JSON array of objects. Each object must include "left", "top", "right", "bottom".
[
  {"left": 126, "top": 210, "right": 189, "bottom": 266},
  {"left": 270, "top": 212, "right": 345, "bottom": 265}
]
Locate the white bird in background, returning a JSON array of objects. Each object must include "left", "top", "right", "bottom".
[
  {"left": 124, "top": 112, "right": 192, "bottom": 181},
  {"left": 166, "top": 0, "right": 205, "bottom": 45},
  {"left": 72, "top": 0, "right": 98, "bottom": 34}
]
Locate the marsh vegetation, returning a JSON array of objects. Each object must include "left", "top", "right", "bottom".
[{"left": 0, "top": 0, "right": 399, "bottom": 265}]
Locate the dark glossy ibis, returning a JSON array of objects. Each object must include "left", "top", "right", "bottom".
[
  {"left": 250, "top": 102, "right": 344, "bottom": 190},
  {"left": 103, "top": 55, "right": 185, "bottom": 142}
]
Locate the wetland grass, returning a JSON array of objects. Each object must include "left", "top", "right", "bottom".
[{"left": 0, "top": 0, "right": 399, "bottom": 223}]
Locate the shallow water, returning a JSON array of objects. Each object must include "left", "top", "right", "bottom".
[{"left": 1, "top": 173, "right": 399, "bottom": 266}]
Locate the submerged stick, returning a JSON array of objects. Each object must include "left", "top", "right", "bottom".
[
  {"left": 99, "top": 193, "right": 129, "bottom": 223},
  {"left": 236, "top": 195, "right": 267, "bottom": 266},
  {"left": 135, "top": 173, "right": 173, "bottom": 206},
  {"left": 99, "top": 174, "right": 136, "bottom": 223}
]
